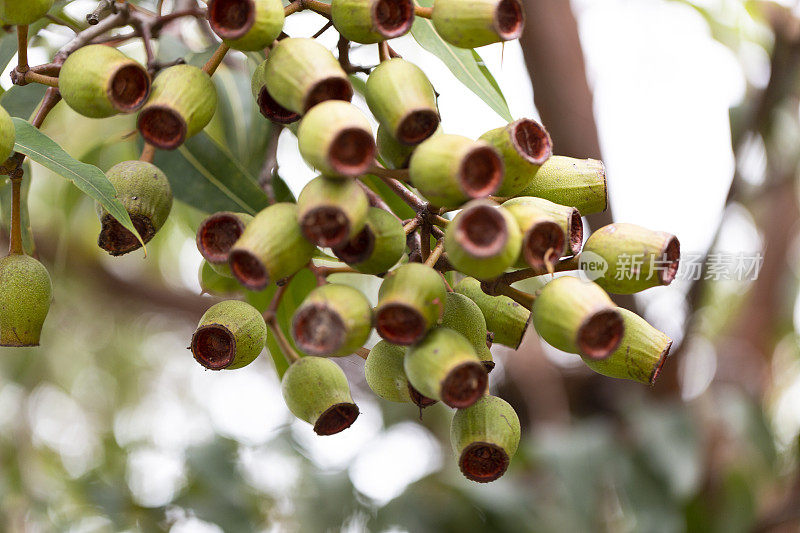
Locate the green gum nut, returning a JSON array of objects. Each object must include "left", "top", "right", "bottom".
[
  {"left": 297, "top": 101, "right": 376, "bottom": 178},
  {"left": 584, "top": 308, "right": 672, "bottom": 385},
  {"left": 450, "top": 395, "right": 520, "bottom": 483},
  {"left": 292, "top": 284, "right": 373, "bottom": 357},
  {"left": 404, "top": 327, "right": 487, "bottom": 408},
  {"left": 196, "top": 211, "right": 253, "bottom": 264},
  {"left": 191, "top": 300, "right": 267, "bottom": 370},
  {"left": 59, "top": 45, "right": 150, "bottom": 119},
  {"left": 453, "top": 277, "right": 529, "bottom": 349},
  {"left": 208, "top": 0, "right": 285, "bottom": 51},
  {"left": 137, "top": 65, "right": 217, "bottom": 150},
  {"left": 516, "top": 156, "right": 607, "bottom": 215},
  {"left": 96, "top": 161, "right": 173, "bottom": 256},
  {"left": 0, "top": 105, "right": 14, "bottom": 163},
  {"left": 409, "top": 134, "right": 503, "bottom": 209},
  {"left": 332, "top": 0, "right": 415, "bottom": 43},
  {"left": 581, "top": 223, "right": 680, "bottom": 294},
  {"left": 365, "top": 341, "right": 438, "bottom": 407},
  {"left": 431, "top": 0, "right": 524, "bottom": 48},
  {"left": 531, "top": 276, "right": 624, "bottom": 359},
  {"left": 377, "top": 124, "right": 415, "bottom": 169},
  {"left": 297, "top": 175, "right": 369, "bottom": 249},
  {"left": 365, "top": 58, "right": 440, "bottom": 145},
  {"left": 333, "top": 207, "right": 405, "bottom": 275},
  {"left": 0, "top": 0, "right": 53, "bottom": 24},
  {"left": 0, "top": 254, "right": 52, "bottom": 347},
  {"left": 502, "top": 196, "right": 582, "bottom": 268},
  {"left": 375, "top": 263, "right": 447, "bottom": 345},
  {"left": 444, "top": 199, "right": 521, "bottom": 280},
  {"left": 264, "top": 38, "right": 353, "bottom": 116},
  {"left": 479, "top": 118, "right": 552, "bottom": 196},
  {"left": 281, "top": 356, "right": 360, "bottom": 435},
  {"left": 441, "top": 292, "right": 494, "bottom": 371},
  {"left": 251, "top": 59, "right": 300, "bottom": 124},
  {"left": 199, "top": 260, "right": 242, "bottom": 295},
  {"left": 229, "top": 203, "right": 316, "bottom": 291}
]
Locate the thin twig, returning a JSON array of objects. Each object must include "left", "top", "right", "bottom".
[
  {"left": 46, "top": 14, "right": 82, "bottom": 33},
  {"left": 356, "top": 179, "right": 400, "bottom": 219},
  {"left": 420, "top": 223, "right": 431, "bottom": 261},
  {"left": 140, "top": 143, "right": 156, "bottom": 163},
  {"left": 202, "top": 42, "right": 229, "bottom": 75},
  {"left": 498, "top": 255, "right": 582, "bottom": 285},
  {"left": 425, "top": 240, "right": 444, "bottom": 267},
  {"left": 22, "top": 72, "right": 59, "bottom": 87},
  {"left": 16, "top": 25, "right": 28, "bottom": 73},
  {"left": 355, "top": 347, "right": 369, "bottom": 360},
  {"left": 312, "top": 20, "right": 333, "bottom": 38},
  {"left": 376, "top": 175, "right": 428, "bottom": 212},
  {"left": 259, "top": 125, "right": 284, "bottom": 204},
  {"left": 414, "top": 5, "right": 433, "bottom": 18},
  {"left": 369, "top": 165, "right": 409, "bottom": 181},
  {"left": 379, "top": 41, "right": 390, "bottom": 62},
  {"left": 404, "top": 217, "right": 421, "bottom": 235}
]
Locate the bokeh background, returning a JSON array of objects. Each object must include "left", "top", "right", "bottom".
[{"left": 2, "top": 0, "right": 800, "bottom": 531}]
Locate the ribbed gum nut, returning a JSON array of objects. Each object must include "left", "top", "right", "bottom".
[
  {"left": 332, "top": 0, "right": 415, "bottom": 44},
  {"left": 196, "top": 211, "right": 253, "bottom": 264},
  {"left": 292, "top": 284, "right": 373, "bottom": 357},
  {"left": 409, "top": 134, "right": 503, "bottom": 209},
  {"left": 297, "top": 175, "right": 369, "bottom": 248},
  {"left": 450, "top": 395, "right": 520, "bottom": 483},
  {"left": 581, "top": 223, "right": 680, "bottom": 294},
  {"left": 479, "top": 118, "right": 552, "bottom": 196},
  {"left": 297, "top": 101, "right": 376, "bottom": 178},
  {"left": 0, "top": 254, "right": 52, "bottom": 347},
  {"left": 375, "top": 263, "right": 447, "bottom": 345},
  {"left": 0, "top": 105, "right": 14, "bottom": 163},
  {"left": 208, "top": 0, "right": 285, "bottom": 51},
  {"left": 281, "top": 356, "right": 359, "bottom": 435},
  {"left": 0, "top": 0, "right": 53, "bottom": 25},
  {"left": 199, "top": 260, "right": 242, "bottom": 295},
  {"left": 440, "top": 292, "right": 494, "bottom": 370},
  {"left": 264, "top": 38, "right": 353, "bottom": 115},
  {"left": 377, "top": 124, "right": 415, "bottom": 169},
  {"left": 333, "top": 207, "right": 405, "bottom": 274},
  {"left": 444, "top": 199, "right": 521, "bottom": 280},
  {"left": 229, "top": 203, "right": 316, "bottom": 290},
  {"left": 532, "top": 276, "right": 624, "bottom": 359},
  {"left": 191, "top": 300, "right": 267, "bottom": 370},
  {"left": 252, "top": 60, "right": 300, "bottom": 124},
  {"left": 365, "top": 58, "right": 440, "bottom": 145},
  {"left": 137, "top": 65, "right": 218, "bottom": 150},
  {"left": 432, "top": 0, "right": 524, "bottom": 49},
  {"left": 583, "top": 308, "right": 672, "bottom": 385},
  {"left": 364, "top": 340, "right": 412, "bottom": 403},
  {"left": 404, "top": 328, "right": 487, "bottom": 408},
  {"left": 96, "top": 161, "right": 173, "bottom": 256},
  {"left": 516, "top": 156, "right": 607, "bottom": 215},
  {"left": 502, "top": 196, "right": 582, "bottom": 265},
  {"left": 59, "top": 45, "right": 150, "bottom": 119},
  {"left": 454, "top": 277, "right": 529, "bottom": 349}
]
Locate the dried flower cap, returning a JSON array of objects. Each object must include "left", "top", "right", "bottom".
[{"left": 0, "top": 253, "right": 52, "bottom": 347}]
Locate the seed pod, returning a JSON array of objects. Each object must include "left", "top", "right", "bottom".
[
  {"left": 377, "top": 124, "right": 415, "bottom": 169},
  {"left": 0, "top": 105, "right": 14, "bottom": 163},
  {"left": 96, "top": 161, "right": 173, "bottom": 256},
  {"left": 251, "top": 59, "right": 300, "bottom": 124},
  {"left": 432, "top": 0, "right": 524, "bottom": 49},
  {"left": 404, "top": 328, "right": 487, "bottom": 408},
  {"left": 297, "top": 101, "right": 376, "bottom": 178},
  {"left": 196, "top": 211, "right": 253, "bottom": 264},
  {"left": 409, "top": 134, "right": 503, "bottom": 209},
  {"left": 332, "top": 0, "right": 414, "bottom": 43},
  {"left": 366, "top": 58, "right": 439, "bottom": 145},
  {"left": 531, "top": 276, "right": 624, "bottom": 359},
  {"left": 333, "top": 207, "right": 405, "bottom": 274},
  {"left": 58, "top": 45, "right": 150, "bottom": 119},
  {"left": 137, "top": 65, "right": 217, "bottom": 150},
  {"left": 0, "top": 0, "right": 52, "bottom": 24},
  {"left": 199, "top": 260, "right": 242, "bottom": 295},
  {"left": 453, "top": 277, "right": 529, "bottom": 349},
  {"left": 441, "top": 292, "right": 494, "bottom": 371},
  {"left": 208, "top": 0, "right": 285, "bottom": 51},
  {"left": 375, "top": 263, "right": 447, "bottom": 345},
  {"left": 502, "top": 196, "right": 582, "bottom": 267},
  {"left": 583, "top": 308, "right": 672, "bottom": 385},
  {"left": 0, "top": 254, "right": 52, "bottom": 347},
  {"left": 264, "top": 38, "right": 352, "bottom": 115},
  {"left": 444, "top": 199, "right": 521, "bottom": 280},
  {"left": 450, "top": 395, "right": 520, "bottom": 483},
  {"left": 364, "top": 340, "right": 411, "bottom": 402},
  {"left": 191, "top": 300, "right": 267, "bottom": 370},
  {"left": 516, "top": 156, "right": 607, "bottom": 215},
  {"left": 229, "top": 203, "right": 316, "bottom": 290},
  {"left": 479, "top": 118, "right": 552, "bottom": 196},
  {"left": 281, "top": 356, "right": 359, "bottom": 435},
  {"left": 581, "top": 223, "right": 680, "bottom": 294},
  {"left": 297, "top": 175, "right": 369, "bottom": 248},
  {"left": 292, "top": 284, "right": 373, "bottom": 357}
]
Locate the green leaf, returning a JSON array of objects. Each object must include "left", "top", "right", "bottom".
[
  {"left": 0, "top": 83, "right": 48, "bottom": 119},
  {"left": 410, "top": 1, "right": 513, "bottom": 122},
  {"left": 11, "top": 118, "right": 144, "bottom": 247}
]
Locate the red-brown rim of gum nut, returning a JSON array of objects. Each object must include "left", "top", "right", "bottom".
[
  {"left": 333, "top": 225, "right": 376, "bottom": 264},
  {"left": 197, "top": 213, "right": 247, "bottom": 264},
  {"left": 660, "top": 235, "right": 680, "bottom": 286},
  {"left": 459, "top": 442, "right": 510, "bottom": 483},
  {"left": 208, "top": 0, "right": 256, "bottom": 40},
  {"left": 138, "top": 105, "right": 188, "bottom": 150},
  {"left": 258, "top": 87, "right": 301, "bottom": 124},
  {"left": 192, "top": 323, "right": 236, "bottom": 370},
  {"left": 98, "top": 213, "right": 153, "bottom": 256},
  {"left": 459, "top": 145, "right": 503, "bottom": 199},
  {"left": 493, "top": 0, "right": 525, "bottom": 41},
  {"left": 300, "top": 206, "right": 352, "bottom": 248},
  {"left": 396, "top": 109, "right": 440, "bottom": 145},
  {"left": 107, "top": 63, "right": 150, "bottom": 113},
  {"left": 375, "top": 302, "right": 427, "bottom": 345},
  {"left": 229, "top": 249, "right": 271, "bottom": 291},
  {"left": 567, "top": 208, "right": 584, "bottom": 256},
  {"left": 509, "top": 118, "right": 552, "bottom": 165},
  {"left": 440, "top": 361, "right": 488, "bottom": 408},
  {"left": 408, "top": 383, "right": 438, "bottom": 408},
  {"left": 328, "top": 128, "right": 377, "bottom": 176},
  {"left": 292, "top": 303, "right": 347, "bottom": 355},
  {"left": 577, "top": 308, "right": 624, "bottom": 360},
  {"left": 303, "top": 77, "right": 354, "bottom": 113},
  {"left": 454, "top": 203, "right": 509, "bottom": 258},
  {"left": 373, "top": 0, "right": 415, "bottom": 38},
  {"left": 649, "top": 339, "right": 673, "bottom": 386},
  {"left": 314, "top": 402, "right": 360, "bottom": 435},
  {"left": 522, "top": 221, "right": 565, "bottom": 268}
]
